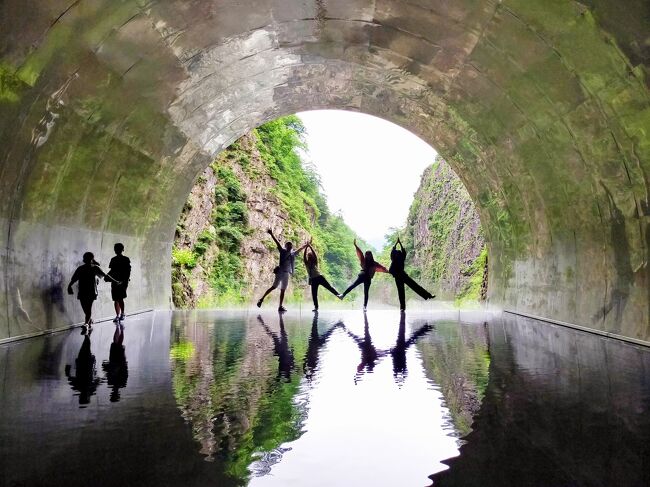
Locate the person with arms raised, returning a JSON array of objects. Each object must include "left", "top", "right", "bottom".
[
  {"left": 303, "top": 239, "right": 341, "bottom": 312},
  {"left": 339, "top": 239, "right": 388, "bottom": 311},
  {"left": 256, "top": 229, "right": 308, "bottom": 312},
  {"left": 389, "top": 236, "right": 434, "bottom": 311}
]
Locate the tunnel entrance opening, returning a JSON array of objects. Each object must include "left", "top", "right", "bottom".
[
  {"left": 0, "top": 1, "right": 648, "bottom": 342},
  {"left": 169, "top": 110, "right": 487, "bottom": 310}
]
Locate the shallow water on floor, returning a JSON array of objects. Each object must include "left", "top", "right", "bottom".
[{"left": 1, "top": 309, "right": 649, "bottom": 487}]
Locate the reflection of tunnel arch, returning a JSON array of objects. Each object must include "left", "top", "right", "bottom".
[{"left": 0, "top": 1, "right": 648, "bottom": 341}]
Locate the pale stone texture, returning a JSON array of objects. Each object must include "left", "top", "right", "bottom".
[{"left": 0, "top": 0, "right": 648, "bottom": 340}]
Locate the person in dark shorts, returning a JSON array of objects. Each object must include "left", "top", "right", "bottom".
[
  {"left": 303, "top": 240, "right": 340, "bottom": 312},
  {"left": 256, "top": 229, "right": 308, "bottom": 312},
  {"left": 108, "top": 243, "right": 131, "bottom": 322},
  {"left": 389, "top": 236, "right": 434, "bottom": 311},
  {"left": 67, "top": 252, "right": 120, "bottom": 326}
]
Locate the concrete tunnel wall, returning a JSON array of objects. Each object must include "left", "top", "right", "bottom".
[{"left": 0, "top": 0, "right": 649, "bottom": 342}]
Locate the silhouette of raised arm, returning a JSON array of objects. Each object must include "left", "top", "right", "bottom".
[
  {"left": 397, "top": 237, "right": 406, "bottom": 257},
  {"left": 267, "top": 229, "right": 282, "bottom": 251},
  {"left": 353, "top": 239, "right": 364, "bottom": 267}
]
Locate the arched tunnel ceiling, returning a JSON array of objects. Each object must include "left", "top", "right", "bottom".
[{"left": 0, "top": 0, "right": 649, "bottom": 341}]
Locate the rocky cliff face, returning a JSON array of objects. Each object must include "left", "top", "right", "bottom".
[
  {"left": 172, "top": 117, "right": 363, "bottom": 308},
  {"left": 402, "top": 157, "right": 487, "bottom": 302},
  {"left": 173, "top": 133, "right": 309, "bottom": 307}
]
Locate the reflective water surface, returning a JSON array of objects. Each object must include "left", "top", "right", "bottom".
[{"left": 1, "top": 310, "right": 649, "bottom": 487}]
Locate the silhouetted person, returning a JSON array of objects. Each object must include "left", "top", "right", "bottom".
[
  {"left": 108, "top": 243, "right": 131, "bottom": 322},
  {"left": 102, "top": 324, "right": 128, "bottom": 402},
  {"left": 65, "top": 329, "right": 100, "bottom": 406},
  {"left": 257, "top": 229, "right": 308, "bottom": 312},
  {"left": 67, "top": 252, "right": 120, "bottom": 326},
  {"left": 343, "top": 314, "right": 387, "bottom": 383},
  {"left": 389, "top": 237, "right": 434, "bottom": 311},
  {"left": 304, "top": 313, "right": 343, "bottom": 383},
  {"left": 258, "top": 314, "right": 295, "bottom": 381},
  {"left": 339, "top": 239, "right": 388, "bottom": 311},
  {"left": 390, "top": 313, "right": 434, "bottom": 386},
  {"left": 304, "top": 241, "right": 340, "bottom": 312}
]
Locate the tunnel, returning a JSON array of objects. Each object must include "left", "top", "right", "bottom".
[{"left": 0, "top": 0, "right": 649, "bottom": 342}]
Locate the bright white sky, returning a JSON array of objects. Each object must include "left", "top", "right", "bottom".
[{"left": 298, "top": 110, "right": 437, "bottom": 249}]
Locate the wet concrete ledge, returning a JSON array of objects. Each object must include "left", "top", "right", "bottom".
[
  {"left": 504, "top": 309, "right": 650, "bottom": 349},
  {"left": 0, "top": 0, "right": 648, "bottom": 343},
  {"left": 0, "top": 308, "right": 154, "bottom": 346}
]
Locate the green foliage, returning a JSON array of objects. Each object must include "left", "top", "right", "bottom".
[
  {"left": 0, "top": 62, "right": 25, "bottom": 104},
  {"left": 418, "top": 321, "right": 491, "bottom": 436},
  {"left": 253, "top": 116, "right": 366, "bottom": 295},
  {"left": 382, "top": 158, "right": 487, "bottom": 304},
  {"left": 172, "top": 247, "right": 197, "bottom": 268},
  {"left": 255, "top": 116, "right": 320, "bottom": 229},
  {"left": 202, "top": 162, "right": 249, "bottom": 301},
  {"left": 172, "top": 115, "right": 367, "bottom": 307},
  {"left": 169, "top": 317, "right": 310, "bottom": 482},
  {"left": 455, "top": 246, "right": 488, "bottom": 306}
]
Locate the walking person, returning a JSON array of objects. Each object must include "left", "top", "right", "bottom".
[
  {"left": 256, "top": 229, "right": 308, "bottom": 312},
  {"left": 304, "top": 240, "right": 341, "bottom": 312},
  {"left": 339, "top": 239, "right": 388, "bottom": 311},
  {"left": 67, "top": 252, "right": 120, "bottom": 327},
  {"left": 389, "top": 237, "right": 434, "bottom": 311},
  {"left": 108, "top": 243, "right": 131, "bottom": 322}
]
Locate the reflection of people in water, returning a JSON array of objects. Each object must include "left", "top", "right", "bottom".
[
  {"left": 65, "top": 329, "right": 100, "bottom": 407},
  {"left": 258, "top": 314, "right": 295, "bottom": 381},
  {"left": 389, "top": 237, "right": 435, "bottom": 311},
  {"left": 102, "top": 324, "right": 128, "bottom": 402},
  {"left": 341, "top": 313, "right": 434, "bottom": 385},
  {"left": 304, "top": 313, "right": 342, "bottom": 383},
  {"left": 343, "top": 313, "right": 388, "bottom": 383},
  {"left": 390, "top": 314, "right": 434, "bottom": 386}
]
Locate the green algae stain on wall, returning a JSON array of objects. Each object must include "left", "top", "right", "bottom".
[{"left": 0, "top": 63, "right": 27, "bottom": 104}]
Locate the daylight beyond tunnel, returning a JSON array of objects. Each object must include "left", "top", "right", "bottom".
[{"left": 0, "top": 0, "right": 649, "bottom": 342}]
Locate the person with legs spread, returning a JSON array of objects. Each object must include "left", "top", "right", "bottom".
[
  {"left": 256, "top": 229, "right": 308, "bottom": 312},
  {"left": 389, "top": 236, "right": 435, "bottom": 311},
  {"left": 68, "top": 252, "right": 120, "bottom": 327},
  {"left": 303, "top": 240, "right": 340, "bottom": 312},
  {"left": 108, "top": 243, "right": 131, "bottom": 322},
  {"left": 339, "top": 239, "right": 388, "bottom": 311}
]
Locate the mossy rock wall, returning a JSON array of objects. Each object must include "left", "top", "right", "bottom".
[
  {"left": 0, "top": 1, "right": 649, "bottom": 341},
  {"left": 400, "top": 157, "right": 487, "bottom": 303}
]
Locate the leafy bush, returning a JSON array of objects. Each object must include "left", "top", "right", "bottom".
[
  {"left": 173, "top": 115, "right": 367, "bottom": 307},
  {"left": 172, "top": 247, "right": 197, "bottom": 268}
]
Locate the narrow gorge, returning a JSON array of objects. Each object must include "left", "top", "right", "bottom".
[
  {"left": 172, "top": 116, "right": 367, "bottom": 308},
  {"left": 391, "top": 156, "right": 487, "bottom": 305},
  {"left": 173, "top": 117, "right": 487, "bottom": 308}
]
